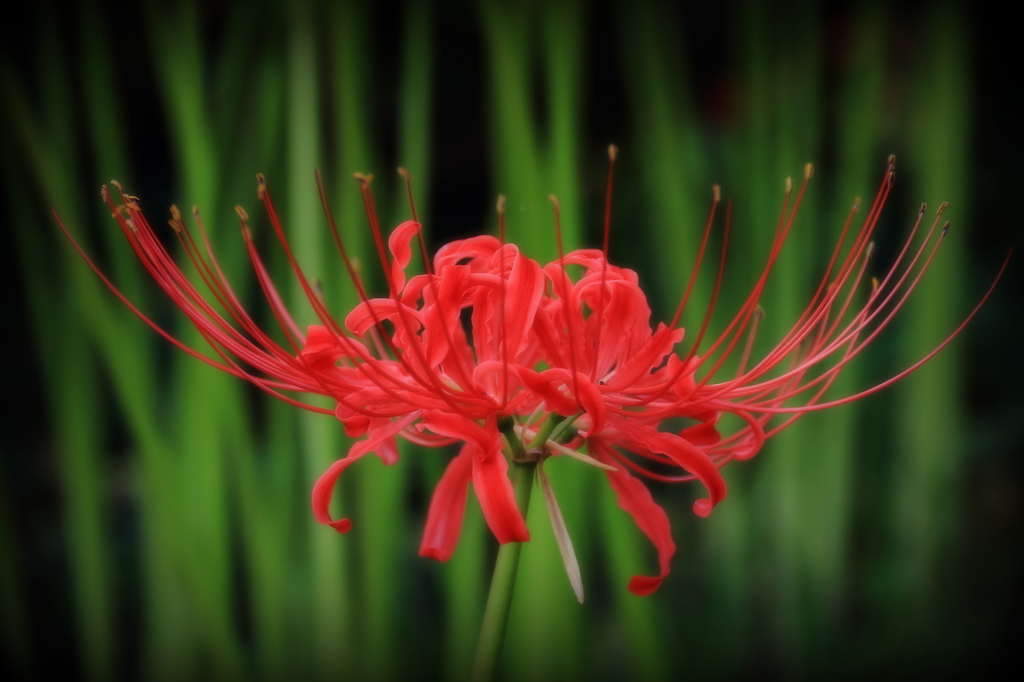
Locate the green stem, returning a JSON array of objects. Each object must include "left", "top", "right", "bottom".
[{"left": 470, "top": 419, "right": 546, "bottom": 682}]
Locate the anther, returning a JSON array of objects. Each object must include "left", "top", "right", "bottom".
[
  {"left": 111, "top": 180, "right": 124, "bottom": 192},
  {"left": 193, "top": 205, "right": 201, "bottom": 221},
  {"left": 100, "top": 185, "right": 109, "bottom": 202},
  {"left": 853, "top": 197, "right": 862, "bottom": 211},
  {"left": 608, "top": 144, "right": 618, "bottom": 161},
  {"left": 866, "top": 241, "right": 875, "bottom": 258},
  {"left": 887, "top": 171, "right": 895, "bottom": 187},
  {"left": 397, "top": 167, "right": 412, "bottom": 181},
  {"left": 919, "top": 203, "right": 927, "bottom": 216},
  {"left": 256, "top": 173, "right": 267, "bottom": 200},
  {"left": 871, "top": 276, "right": 879, "bottom": 293},
  {"left": 353, "top": 172, "right": 374, "bottom": 186},
  {"left": 168, "top": 205, "right": 183, "bottom": 233},
  {"left": 785, "top": 177, "right": 793, "bottom": 193},
  {"left": 937, "top": 201, "right": 949, "bottom": 216},
  {"left": 496, "top": 194, "right": 506, "bottom": 214},
  {"left": 804, "top": 163, "right": 814, "bottom": 180},
  {"left": 941, "top": 221, "right": 950, "bottom": 237},
  {"left": 235, "top": 206, "right": 249, "bottom": 222},
  {"left": 887, "top": 154, "right": 896, "bottom": 169},
  {"left": 548, "top": 194, "right": 561, "bottom": 211},
  {"left": 713, "top": 184, "right": 721, "bottom": 203}
]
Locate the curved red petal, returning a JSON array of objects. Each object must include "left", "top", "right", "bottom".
[
  {"left": 592, "top": 439, "right": 675, "bottom": 595},
  {"left": 419, "top": 443, "right": 475, "bottom": 561},
  {"left": 612, "top": 421, "right": 727, "bottom": 517},
  {"left": 311, "top": 454, "right": 366, "bottom": 533},
  {"left": 388, "top": 220, "right": 421, "bottom": 292},
  {"left": 300, "top": 324, "right": 344, "bottom": 372},
  {"left": 472, "top": 445, "right": 530, "bottom": 544}
]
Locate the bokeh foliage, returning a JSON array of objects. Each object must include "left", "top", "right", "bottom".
[{"left": 1, "top": 0, "right": 1019, "bottom": 679}]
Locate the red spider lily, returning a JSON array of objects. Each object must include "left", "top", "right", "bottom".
[
  {"left": 58, "top": 172, "right": 553, "bottom": 556},
  {"left": 515, "top": 153, "right": 1009, "bottom": 595},
  {"left": 59, "top": 152, "right": 1007, "bottom": 601}
]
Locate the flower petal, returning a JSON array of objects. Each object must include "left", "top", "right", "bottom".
[
  {"left": 419, "top": 443, "right": 475, "bottom": 561},
  {"left": 419, "top": 410, "right": 528, "bottom": 543},
  {"left": 311, "top": 454, "right": 365, "bottom": 533},
  {"left": 387, "top": 220, "right": 421, "bottom": 292},
  {"left": 592, "top": 439, "right": 675, "bottom": 595},
  {"left": 312, "top": 413, "right": 420, "bottom": 532},
  {"left": 612, "top": 420, "right": 727, "bottom": 517},
  {"left": 472, "top": 443, "right": 530, "bottom": 544},
  {"left": 300, "top": 324, "right": 344, "bottom": 372}
]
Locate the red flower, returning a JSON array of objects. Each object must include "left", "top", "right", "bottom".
[
  {"left": 514, "top": 156, "right": 1008, "bottom": 595},
  {"left": 60, "top": 155, "right": 1007, "bottom": 599}
]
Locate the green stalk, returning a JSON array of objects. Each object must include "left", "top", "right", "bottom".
[
  {"left": 4, "top": 29, "right": 117, "bottom": 680},
  {"left": 288, "top": 4, "right": 352, "bottom": 679},
  {"left": 894, "top": 0, "right": 969, "bottom": 652},
  {"left": 482, "top": 3, "right": 587, "bottom": 677},
  {"left": 470, "top": 461, "right": 536, "bottom": 682},
  {"left": 801, "top": 4, "right": 884, "bottom": 665}
]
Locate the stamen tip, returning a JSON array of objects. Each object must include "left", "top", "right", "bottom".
[
  {"left": 941, "top": 221, "right": 950, "bottom": 237},
  {"left": 192, "top": 205, "right": 201, "bottom": 221},
  {"left": 887, "top": 153, "right": 896, "bottom": 169},
  {"left": 804, "top": 162, "right": 814, "bottom": 180},
  {"left": 887, "top": 171, "right": 895, "bottom": 187},
  {"left": 937, "top": 201, "right": 949, "bottom": 216},
  {"left": 712, "top": 184, "right": 721, "bottom": 203},
  {"left": 100, "top": 185, "right": 109, "bottom": 202},
  {"left": 871, "top": 276, "right": 879, "bottom": 293},
  {"left": 353, "top": 172, "right": 373, "bottom": 185},
  {"left": 256, "top": 173, "right": 267, "bottom": 200},
  {"left": 110, "top": 180, "right": 124, "bottom": 192},
  {"left": 785, "top": 177, "right": 793, "bottom": 193},
  {"left": 853, "top": 197, "right": 861, "bottom": 210},
  {"left": 919, "top": 202, "right": 927, "bottom": 216},
  {"left": 235, "top": 205, "right": 249, "bottom": 222},
  {"left": 754, "top": 304, "right": 766, "bottom": 318},
  {"left": 548, "top": 194, "right": 560, "bottom": 211},
  {"left": 866, "top": 241, "right": 875, "bottom": 257},
  {"left": 607, "top": 144, "right": 618, "bottom": 161},
  {"left": 496, "top": 194, "right": 506, "bottom": 214},
  {"left": 397, "top": 167, "right": 411, "bottom": 181}
]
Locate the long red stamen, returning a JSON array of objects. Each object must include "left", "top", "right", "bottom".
[
  {"left": 551, "top": 194, "right": 583, "bottom": 410},
  {"left": 592, "top": 144, "right": 617, "bottom": 379},
  {"left": 354, "top": 174, "right": 480, "bottom": 414},
  {"left": 263, "top": 175, "right": 433, "bottom": 405},
  {"left": 670, "top": 185, "right": 720, "bottom": 330},
  {"left": 735, "top": 306, "right": 763, "bottom": 378},
  {"left": 683, "top": 199, "right": 730, "bottom": 363},
  {"left": 743, "top": 248, "right": 1010, "bottom": 414},
  {"left": 396, "top": 168, "right": 483, "bottom": 399},
  {"left": 497, "top": 195, "right": 510, "bottom": 407}
]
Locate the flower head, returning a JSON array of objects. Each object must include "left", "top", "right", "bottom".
[{"left": 60, "top": 152, "right": 1007, "bottom": 599}]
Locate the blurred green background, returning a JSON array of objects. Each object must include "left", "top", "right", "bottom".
[{"left": 0, "top": 0, "right": 1020, "bottom": 679}]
